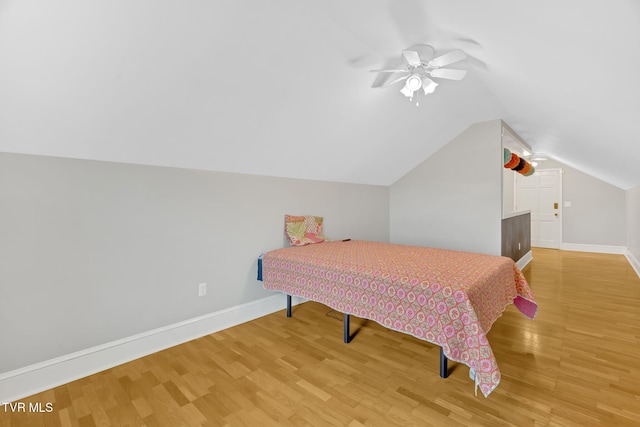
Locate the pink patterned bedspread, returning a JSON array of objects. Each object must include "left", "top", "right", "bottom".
[{"left": 261, "top": 240, "right": 537, "bottom": 397}]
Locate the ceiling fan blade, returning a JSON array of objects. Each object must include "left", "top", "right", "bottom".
[
  {"left": 369, "top": 69, "right": 408, "bottom": 73},
  {"left": 402, "top": 49, "right": 422, "bottom": 66},
  {"left": 429, "top": 68, "right": 467, "bottom": 80},
  {"left": 428, "top": 49, "right": 467, "bottom": 68},
  {"left": 372, "top": 73, "right": 409, "bottom": 88},
  {"left": 410, "top": 44, "right": 435, "bottom": 63}
]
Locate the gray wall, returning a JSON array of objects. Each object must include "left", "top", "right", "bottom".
[
  {"left": 0, "top": 152, "right": 389, "bottom": 373},
  {"left": 389, "top": 119, "right": 503, "bottom": 255},
  {"left": 541, "top": 159, "right": 626, "bottom": 246},
  {"left": 627, "top": 185, "right": 640, "bottom": 261}
]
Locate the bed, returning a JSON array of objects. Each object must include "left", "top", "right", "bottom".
[{"left": 258, "top": 239, "right": 537, "bottom": 397}]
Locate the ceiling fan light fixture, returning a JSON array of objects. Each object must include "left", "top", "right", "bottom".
[
  {"left": 371, "top": 45, "right": 467, "bottom": 103},
  {"left": 421, "top": 77, "right": 438, "bottom": 94},
  {"left": 400, "top": 74, "right": 422, "bottom": 98},
  {"left": 400, "top": 85, "right": 416, "bottom": 98},
  {"left": 405, "top": 75, "right": 422, "bottom": 91}
]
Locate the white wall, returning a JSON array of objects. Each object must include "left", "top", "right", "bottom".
[
  {"left": 0, "top": 152, "right": 389, "bottom": 374},
  {"left": 389, "top": 119, "right": 503, "bottom": 255},
  {"left": 541, "top": 159, "right": 626, "bottom": 247},
  {"left": 502, "top": 168, "right": 516, "bottom": 217},
  {"left": 627, "top": 185, "right": 640, "bottom": 271}
]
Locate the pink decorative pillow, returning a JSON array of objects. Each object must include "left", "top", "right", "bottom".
[
  {"left": 304, "top": 232, "right": 325, "bottom": 244},
  {"left": 285, "top": 215, "right": 327, "bottom": 246}
]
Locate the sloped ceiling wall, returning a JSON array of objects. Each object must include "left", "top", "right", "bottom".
[{"left": 1, "top": 1, "right": 638, "bottom": 188}]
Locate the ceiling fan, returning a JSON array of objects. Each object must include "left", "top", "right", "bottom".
[{"left": 370, "top": 45, "right": 467, "bottom": 102}]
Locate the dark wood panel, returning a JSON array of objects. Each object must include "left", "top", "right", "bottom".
[{"left": 502, "top": 212, "right": 531, "bottom": 261}]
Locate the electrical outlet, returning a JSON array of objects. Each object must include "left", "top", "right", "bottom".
[
  {"left": 518, "top": 242, "right": 521, "bottom": 250},
  {"left": 198, "top": 283, "right": 207, "bottom": 297}
]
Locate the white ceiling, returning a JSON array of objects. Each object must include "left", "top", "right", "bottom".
[{"left": 1, "top": 0, "right": 639, "bottom": 189}]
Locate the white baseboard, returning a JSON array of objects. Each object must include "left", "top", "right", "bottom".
[
  {"left": 516, "top": 250, "right": 533, "bottom": 270},
  {"left": 560, "top": 243, "right": 627, "bottom": 255},
  {"left": 625, "top": 250, "right": 640, "bottom": 279},
  {"left": 0, "top": 293, "right": 305, "bottom": 403}
]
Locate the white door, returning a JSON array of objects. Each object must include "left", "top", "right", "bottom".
[{"left": 515, "top": 169, "right": 562, "bottom": 249}]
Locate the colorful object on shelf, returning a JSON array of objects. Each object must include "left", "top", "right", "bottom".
[
  {"left": 504, "top": 152, "right": 520, "bottom": 169},
  {"left": 502, "top": 148, "right": 535, "bottom": 176},
  {"left": 503, "top": 148, "right": 512, "bottom": 165},
  {"left": 513, "top": 157, "right": 527, "bottom": 171}
]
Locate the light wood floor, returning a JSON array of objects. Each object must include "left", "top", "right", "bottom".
[{"left": 3, "top": 248, "right": 640, "bottom": 426}]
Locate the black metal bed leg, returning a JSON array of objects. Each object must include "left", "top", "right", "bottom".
[
  {"left": 286, "top": 295, "right": 292, "bottom": 317},
  {"left": 344, "top": 314, "right": 350, "bottom": 343},
  {"left": 440, "top": 347, "right": 448, "bottom": 378}
]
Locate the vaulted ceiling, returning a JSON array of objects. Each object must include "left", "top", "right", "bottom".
[{"left": 1, "top": 1, "right": 639, "bottom": 189}]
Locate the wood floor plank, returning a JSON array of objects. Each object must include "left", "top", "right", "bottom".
[{"left": 4, "top": 248, "right": 640, "bottom": 426}]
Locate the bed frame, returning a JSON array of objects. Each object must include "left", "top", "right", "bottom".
[
  {"left": 285, "top": 294, "right": 449, "bottom": 377},
  {"left": 259, "top": 240, "right": 536, "bottom": 396}
]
